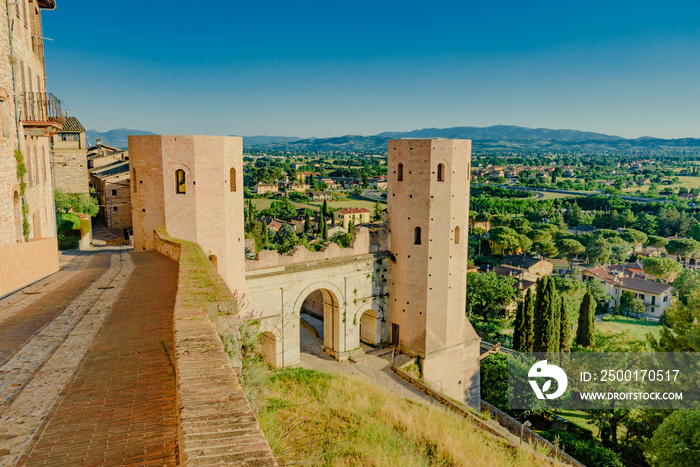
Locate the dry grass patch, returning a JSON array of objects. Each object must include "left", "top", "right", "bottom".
[{"left": 257, "top": 368, "right": 554, "bottom": 467}]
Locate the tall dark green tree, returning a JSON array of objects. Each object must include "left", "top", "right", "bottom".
[
  {"left": 559, "top": 295, "right": 571, "bottom": 353},
  {"left": 372, "top": 200, "right": 382, "bottom": 221},
  {"left": 513, "top": 295, "right": 526, "bottom": 351},
  {"left": 533, "top": 277, "right": 560, "bottom": 353},
  {"left": 261, "top": 221, "right": 269, "bottom": 249},
  {"left": 513, "top": 288, "right": 535, "bottom": 352},
  {"left": 320, "top": 214, "right": 328, "bottom": 241},
  {"left": 322, "top": 199, "right": 329, "bottom": 217},
  {"left": 304, "top": 210, "right": 312, "bottom": 233},
  {"left": 576, "top": 290, "right": 596, "bottom": 347}
]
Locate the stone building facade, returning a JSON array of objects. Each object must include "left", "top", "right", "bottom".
[
  {"left": 0, "top": 1, "right": 61, "bottom": 297},
  {"left": 90, "top": 160, "right": 131, "bottom": 232},
  {"left": 129, "top": 135, "right": 246, "bottom": 295},
  {"left": 51, "top": 115, "right": 89, "bottom": 194},
  {"left": 387, "top": 139, "right": 480, "bottom": 407}
]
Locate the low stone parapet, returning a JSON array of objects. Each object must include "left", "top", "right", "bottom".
[
  {"left": 246, "top": 227, "right": 376, "bottom": 270},
  {"left": 154, "top": 230, "right": 277, "bottom": 466}
]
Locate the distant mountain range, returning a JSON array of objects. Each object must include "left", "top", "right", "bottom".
[
  {"left": 85, "top": 129, "right": 300, "bottom": 150},
  {"left": 86, "top": 129, "right": 156, "bottom": 148},
  {"left": 86, "top": 125, "right": 700, "bottom": 154}
]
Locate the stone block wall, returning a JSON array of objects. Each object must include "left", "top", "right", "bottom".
[
  {"left": 0, "top": 237, "right": 59, "bottom": 297},
  {"left": 246, "top": 227, "right": 372, "bottom": 271},
  {"left": 153, "top": 230, "right": 277, "bottom": 465}
]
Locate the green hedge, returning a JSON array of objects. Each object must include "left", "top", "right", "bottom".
[{"left": 57, "top": 212, "right": 81, "bottom": 235}]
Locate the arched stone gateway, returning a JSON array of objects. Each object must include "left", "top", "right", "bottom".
[
  {"left": 245, "top": 239, "right": 391, "bottom": 368},
  {"left": 300, "top": 288, "right": 341, "bottom": 355},
  {"left": 359, "top": 309, "right": 380, "bottom": 345}
]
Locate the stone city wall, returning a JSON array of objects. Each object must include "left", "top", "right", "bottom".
[
  {"left": 153, "top": 230, "right": 277, "bottom": 465},
  {"left": 246, "top": 226, "right": 389, "bottom": 271}
]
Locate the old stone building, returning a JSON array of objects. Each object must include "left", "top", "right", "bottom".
[
  {"left": 87, "top": 142, "right": 131, "bottom": 232},
  {"left": 90, "top": 160, "right": 131, "bottom": 232},
  {"left": 130, "top": 135, "right": 480, "bottom": 409},
  {"left": 333, "top": 207, "right": 370, "bottom": 229},
  {"left": 129, "top": 135, "right": 246, "bottom": 295},
  {"left": 0, "top": 0, "right": 61, "bottom": 296},
  {"left": 387, "top": 139, "right": 480, "bottom": 407},
  {"left": 51, "top": 115, "right": 89, "bottom": 194}
]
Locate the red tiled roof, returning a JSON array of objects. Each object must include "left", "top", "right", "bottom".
[{"left": 337, "top": 208, "right": 370, "bottom": 214}]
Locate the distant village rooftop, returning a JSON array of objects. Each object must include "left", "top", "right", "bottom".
[{"left": 337, "top": 207, "right": 370, "bottom": 215}]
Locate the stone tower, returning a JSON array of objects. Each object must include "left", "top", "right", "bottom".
[
  {"left": 129, "top": 135, "right": 246, "bottom": 295},
  {"left": 387, "top": 138, "right": 480, "bottom": 408}
]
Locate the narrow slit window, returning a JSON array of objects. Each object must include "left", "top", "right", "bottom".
[
  {"left": 455, "top": 226, "right": 460, "bottom": 244},
  {"left": 397, "top": 163, "right": 404, "bottom": 182},
  {"left": 437, "top": 163, "right": 445, "bottom": 182},
  {"left": 230, "top": 167, "right": 237, "bottom": 192},
  {"left": 176, "top": 169, "right": 186, "bottom": 194},
  {"left": 414, "top": 226, "right": 422, "bottom": 245}
]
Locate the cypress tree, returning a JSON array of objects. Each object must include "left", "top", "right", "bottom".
[
  {"left": 304, "top": 210, "right": 312, "bottom": 233},
  {"left": 261, "top": 221, "right": 269, "bottom": 248},
  {"left": 320, "top": 214, "right": 328, "bottom": 241},
  {"left": 514, "top": 288, "right": 535, "bottom": 352},
  {"left": 576, "top": 290, "right": 596, "bottom": 347},
  {"left": 533, "top": 277, "right": 560, "bottom": 353},
  {"left": 523, "top": 288, "right": 535, "bottom": 352},
  {"left": 513, "top": 296, "right": 525, "bottom": 351},
  {"left": 348, "top": 220, "right": 354, "bottom": 233},
  {"left": 559, "top": 295, "right": 571, "bottom": 353},
  {"left": 322, "top": 199, "right": 328, "bottom": 217}
]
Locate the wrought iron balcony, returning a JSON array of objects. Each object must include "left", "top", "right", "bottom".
[{"left": 19, "top": 92, "right": 64, "bottom": 136}]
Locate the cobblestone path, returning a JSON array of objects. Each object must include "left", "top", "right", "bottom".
[
  {"left": 298, "top": 321, "right": 427, "bottom": 404},
  {"left": 0, "top": 249, "right": 180, "bottom": 466}
]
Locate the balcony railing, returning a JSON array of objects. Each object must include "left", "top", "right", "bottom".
[{"left": 19, "top": 92, "right": 64, "bottom": 125}]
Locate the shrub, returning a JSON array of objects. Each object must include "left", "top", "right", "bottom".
[
  {"left": 57, "top": 213, "right": 81, "bottom": 235},
  {"left": 58, "top": 231, "right": 80, "bottom": 250},
  {"left": 542, "top": 428, "right": 623, "bottom": 467}
]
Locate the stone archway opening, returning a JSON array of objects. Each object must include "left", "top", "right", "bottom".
[
  {"left": 359, "top": 309, "right": 379, "bottom": 346},
  {"left": 299, "top": 288, "right": 340, "bottom": 357}
]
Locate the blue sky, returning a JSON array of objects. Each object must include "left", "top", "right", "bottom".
[{"left": 42, "top": 1, "right": 700, "bottom": 138}]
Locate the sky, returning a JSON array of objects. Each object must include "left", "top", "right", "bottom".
[{"left": 41, "top": 0, "right": 700, "bottom": 139}]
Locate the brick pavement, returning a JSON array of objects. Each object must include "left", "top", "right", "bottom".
[
  {"left": 0, "top": 253, "right": 110, "bottom": 367},
  {"left": 23, "top": 251, "right": 179, "bottom": 466}
]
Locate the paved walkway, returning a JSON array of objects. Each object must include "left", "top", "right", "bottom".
[
  {"left": 298, "top": 324, "right": 426, "bottom": 404},
  {"left": 0, "top": 249, "right": 180, "bottom": 466}
]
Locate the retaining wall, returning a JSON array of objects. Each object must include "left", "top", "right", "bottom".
[{"left": 154, "top": 230, "right": 277, "bottom": 466}]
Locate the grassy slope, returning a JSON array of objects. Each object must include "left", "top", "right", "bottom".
[
  {"left": 257, "top": 368, "right": 554, "bottom": 467},
  {"left": 597, "top": 315, "right": 661, "bottom": 341}
]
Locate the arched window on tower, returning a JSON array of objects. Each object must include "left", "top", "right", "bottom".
[
  {"left": 176, "top": 169, "right": 186, "bottom": 194},
  {"left": 230, "top": 168, "right": 237, "bottom": 192},
  {"left": 414, "top": 226, "right": 422, "bottom": 245},
  {"left": 397, "top": 163, "right": 404, "bottom": 181},
  {"left": 455, "top": 226, "right": 460, "bottom": 244},
  {"left": 437, "top": 163, "right": 445, "bottom": 182}
]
